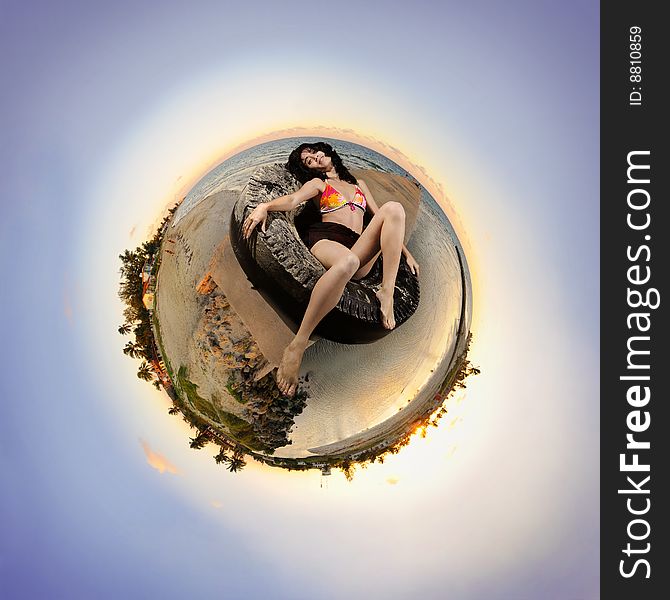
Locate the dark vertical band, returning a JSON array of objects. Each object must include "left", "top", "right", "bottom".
[{"left": 601, "top": 2, "right": 669, "bottom": 597}]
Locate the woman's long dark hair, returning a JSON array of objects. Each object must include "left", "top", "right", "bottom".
[{"left": 286, "top": 142, "right": 357, "bottom": 185}]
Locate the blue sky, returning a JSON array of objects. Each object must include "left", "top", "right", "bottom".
[{"left": 1, "top": 1, "right": 599, "bottom": 598}]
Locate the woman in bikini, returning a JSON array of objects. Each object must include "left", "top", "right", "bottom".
[{"left": 242, "top": 142, "right": 420, "bottom": 396}]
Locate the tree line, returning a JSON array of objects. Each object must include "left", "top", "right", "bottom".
[
  {"left": 117, "top": 203, "right": 249, "bottom": 474},
  {"left": 117, "top": 204, "right": 178, "bottom": 387}
]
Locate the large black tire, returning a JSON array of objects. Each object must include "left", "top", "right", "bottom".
[{"left": 230, "top": 164, "right": 419, "bottom": 343}]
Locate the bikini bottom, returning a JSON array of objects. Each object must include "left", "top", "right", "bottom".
[{"left": 305, "top": 221, "right": 361, "bottom": 250}]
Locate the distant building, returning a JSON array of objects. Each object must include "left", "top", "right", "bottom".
[
  {"left": 143, "top": 291, "right": 155, "bottom": 310},
  {"left": 141, "top": 259, "right": 154, "bottom": 284},
  {"left": 141, "top": 258, "right": 157, "bottom": 311},
  {"left": 150, "top": 358, "right": 170, "bottom": 386}
]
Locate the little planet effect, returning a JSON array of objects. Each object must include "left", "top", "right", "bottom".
[{"left": 117, "top": 137, "right": 475, "bottom": 477}]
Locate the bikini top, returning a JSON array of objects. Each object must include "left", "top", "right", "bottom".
[{"left": 319, "top": 180, "right": 367, "bottom": 214}]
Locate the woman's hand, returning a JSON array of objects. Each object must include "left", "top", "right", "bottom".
[
  {"left": 243, "top": 204, "right": 268, "bottom": 239},
  {"left": 404, "top": 250, "right": 420, "bottom": 277}
]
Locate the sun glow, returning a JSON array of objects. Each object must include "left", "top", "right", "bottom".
[{"left": 80, "top": 61, "right": 496, "bottom": 507}]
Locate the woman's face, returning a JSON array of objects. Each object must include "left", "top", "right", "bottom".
[{"left": 300, "top": 148, "right": 332, "bottom": 172}]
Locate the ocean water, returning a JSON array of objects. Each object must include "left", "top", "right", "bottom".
[{"left": 174, "top": 137, "right": 414, "bottom": 224}]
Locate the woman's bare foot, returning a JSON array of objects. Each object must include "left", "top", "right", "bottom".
[
  {"left": 277, "top": 338, "right": 308, "bottom": 397},
  {"left": 376, "top": 287, "right": 396, "bottom": 329}
]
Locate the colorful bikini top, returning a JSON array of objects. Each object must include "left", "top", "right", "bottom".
[{"left": 320, "top": 180, "right": 367, "bottom": 214}]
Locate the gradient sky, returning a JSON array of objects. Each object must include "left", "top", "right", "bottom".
[{"left": 1, "top": 1, "right": 599, "bottom": 598}]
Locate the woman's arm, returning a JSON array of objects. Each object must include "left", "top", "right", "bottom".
[
  {"left": 358, "top": 178, "right": 379, "bottom": 217},
  {"left": 266, "top": 178, "right": 323, "bottom": 212},
  {"left": 358, "top": 179, "right": 420, "bottom": 277},
  {"left": 243, "top": 178, "right": 322, "bottom": 239}
]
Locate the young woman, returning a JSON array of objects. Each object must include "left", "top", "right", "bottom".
[{"left": 243, "top": 142, "right": 419, "bottom": 396}]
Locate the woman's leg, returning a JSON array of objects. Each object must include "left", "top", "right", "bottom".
[
  {"left": 349, "top": 202, "right": 406, "bottom": 329},
  {"left": 277, "top": 240, "right": 360, "bottom": 396},
  {"left": 352, "top": 250, "right": 381, "bottom": 280}
]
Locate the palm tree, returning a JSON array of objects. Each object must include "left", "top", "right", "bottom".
[
  {"left": 118, "top": 323, "right": 132, "bottom": 335},
  {"left": 137, "top": 362, "right": 154, "bottom": 381},
  {"left": 118, "top": 249, "right": 145, "bottom": 282},
  {"left": 189, "top": 432, "right": 210, "bottom": 450},
  {"left": 123, "top": 341, "right": 141, "bottom": 358},
  {"left": 124, "top": 341, "right": 149, "bottom": 360},
  {"left": 122, "top": 305, "right": 141, "bottom": 326},
  {"left": 340, "top": 460, "right": 355, "bottom": 481},
  {"left": 214, "top": 448, "right": 230, "bottom": 464},
  {"left": 168, "top": 406, "right": 180, "bottom": 416},
  {"left": 226, "top": 456, "right": 246, "bottom": 472}
]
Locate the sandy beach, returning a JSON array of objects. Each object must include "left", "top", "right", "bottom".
[{"left": 155, "top": 168, "right": 471, "bottom": 459}]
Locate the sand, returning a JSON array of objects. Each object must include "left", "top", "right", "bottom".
[{"left": 154, "top": 171, "right": 471, "bottom": 459}]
